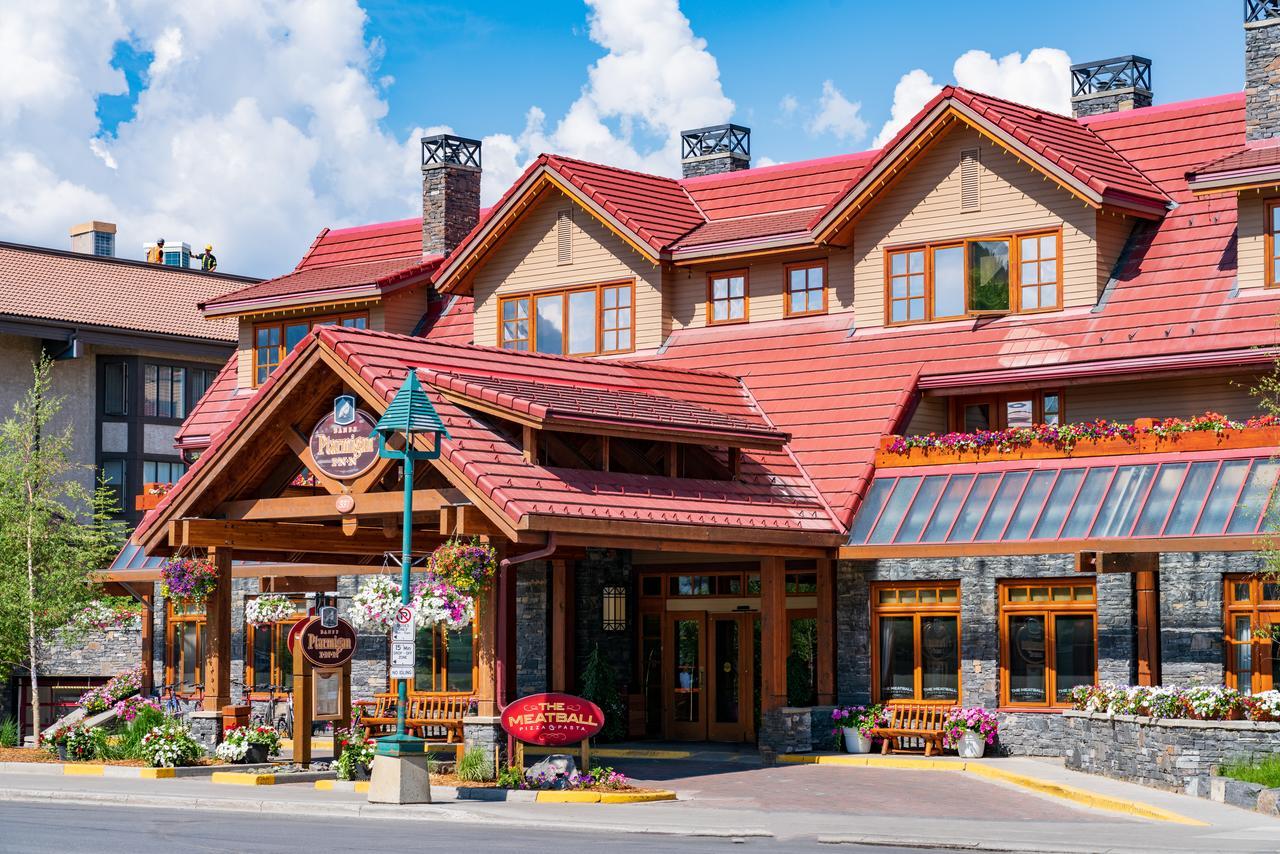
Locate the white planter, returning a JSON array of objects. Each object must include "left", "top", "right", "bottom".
[
  {"left": 842, "top": 727, "right": 872, "bottom": 754},
  {"left": 956, "top": 731, "right": 985, "bottom": 759}
]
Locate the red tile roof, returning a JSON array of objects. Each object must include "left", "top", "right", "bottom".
[
  {"left": 420, "top": 295, "right": 474, "bottom": 345},
  {"left": 671, "top": 209, "right": 815, "bottom": 251},
  {"left": 0, "top": 242, "right": 251, "bottom": 342},
  {"left": 201, "top": 256, "right": 441, "bottom": 313},
  {"left": 174, "top": 354, "right": 248, "bottom": 451},
  {"left": 295, "top": 218, "right": 423, "bottom": 270},
  {"left": 1186, "top": 135, "right": 1280, "bottom": 184},
  {"left": 681, "top": 151, "right": 875, "bottom": 220}
]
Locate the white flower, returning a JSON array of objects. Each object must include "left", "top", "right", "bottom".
[{"left": 245, "top": 594, "right": 295, "bottom": 626}]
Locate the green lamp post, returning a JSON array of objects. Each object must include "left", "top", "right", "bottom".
[{"left": 367, "top": 370, "right": 448, "bottom": 804}]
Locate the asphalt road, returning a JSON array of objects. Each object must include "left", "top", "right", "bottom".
[{"left": 0, "top": 802, "right": 929, "bottom": 853}]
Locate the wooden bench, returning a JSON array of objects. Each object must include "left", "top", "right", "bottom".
[
  {"left": 354, "top": 692, "right": 475, "bottom": 761},
  {"left": 865, "top": 703, "right": 953, "bottom": 756}
]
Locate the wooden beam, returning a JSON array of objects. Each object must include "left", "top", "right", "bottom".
[
  {"left": 220, "top": 489, "right": 463, "bottom": 521},
  {"left": 140, "top": 592, "right": 154, "bottom": 697},
  {"left": 550, "top": 559, "right": 571, "bottom": 692},
  {"left": 553, "top": 533, "right": 833, "bottom": 559},
  {"left": 759, "top": 556, "right": 788, "bottom": 716},
  {"left": 262, "top": 576, "right": 339, "bottom": 594},
  {"left": 474, "top": 549, "right": 500, "bottom": 717},
  {"left": 1136, "top": 567, "right": 1161, "bottom": 687},
  {"left": 204, "top": 547, "right": 233, "bottom": 713},
  {"left": 815, "top": 557, "right": 835, "bottom": 705},
  {"left": 439, "top": 504, "right": 507, "bottom": 538},
  {"left": 170, "top": 518, "right": 444, "bottom": 556}
]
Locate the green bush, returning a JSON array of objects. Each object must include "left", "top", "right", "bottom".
[
  {"left": 496, "top": 765, "right": 526, "bottom": 789},
  {"left": 456, "top": 748, "right": 494, "bottom": 782},
  {"left": 1220, "top": 755, "right": 1280, "bottom": 788},
  {"left": 580, "top": 645, "right": 626, "bottom": 742},
  {"left": 95, "top": 707, "right": 166, "bottom": 761},
  {"left": 0, "top": 716, "right": 17, "bottom": 748}
]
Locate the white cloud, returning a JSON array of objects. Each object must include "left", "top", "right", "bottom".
[
  {"left": 807, "top": 80, "right": 868, "bottom": 143},
  {"left": 0, "top": 0, "right": 734, "bottom": 276},
  {"left": 872, "top": 48, "right": 1072, "bottom": 148},
  {"left": 778, "top": 94, "right": 799, "bottom": 118}
]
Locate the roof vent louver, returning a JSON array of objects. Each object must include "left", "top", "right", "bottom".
[
  {"left": 960, "top": 148, "right": 981, "bottom": 212},
  {"left": 556, "top": 209, "right": 572, "bottom": 265}
]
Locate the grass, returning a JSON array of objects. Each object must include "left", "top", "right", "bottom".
[
  {"left": 0, "top": 717, "right": 17, "bottom": 748},
  {"left": 1220, "top": 755, "right": 1280, "bottom": 788},
  {"left": 456, "top": 748, "right": 494, "bottom": 783}
]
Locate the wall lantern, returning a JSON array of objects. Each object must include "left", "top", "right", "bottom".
[{"left": 602, "top": 586, "right": 627, "bottom": 632}]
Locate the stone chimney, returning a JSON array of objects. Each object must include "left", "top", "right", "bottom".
[
  {"left": 1246, "top": 1, "right": 1280, "bottom": 140},
  {"left": 69, "top": 221, "right": 116, "bottom": 257},
  {"left": 680, "top": 124, "right": 750, "bottom": 178},
  {"left": 421, "top": 134, "right": 481, "bottom": 257},
  {"left": 1070, "top": 56, "right": 1153, "bottom": 118}
]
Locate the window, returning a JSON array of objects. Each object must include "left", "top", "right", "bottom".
[
  {"left": 498, "top": 282, "right": 634, "bottom": 356},
  {"left": 144, "top": 365, "right": 186, "bottom": 419},
  {"left": 1268, "top": 200, "right": 1280, "bottom": 288},
  {"left": 999, "top": 581, "right": 1095, "bottom": 707},
  {"left": 93, "top": 232, "right": 115, "bottom": 257},
  {"left": 707, "top": 270, "right": 748, "bottom": 325},
  {"left": 100, "top": 459, "right": 126, "bottom": 509},
  {"left": 190, "top": 368, "right": 218, "bottom": 407},
  {"left": 785, "top": 262, "right": 827, "bottom": 317},
  {"left": 102, "top": 361, "right": 128, "bottom": 416},
  {"left": 952, "top": 390, "right": 1064, "bottom": 432},
  {"left": 246, "top": 597, "right": 306, "bottom": 691},
  {"left": 166, "top": 601, "right": 206, "bottom": 693},
  {"left": 411, "top": 623, "right": 476, "bottom": 693},
  {"left": 253, "top": 311, "right": 368, "bottom": 385},
  {"left": 1225, "top": 575, "right": 1280, "bottom": 693},
  {"left": 871, "top": 583, "right": 961, "bottom": 703},
  {"left": 886, "top": 229, "right": 1061, "bottom": 324},
  {"left": 143, "top": 460, "right": 186, "bottom": 485}
]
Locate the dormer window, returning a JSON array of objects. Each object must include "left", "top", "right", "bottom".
[
  {"left": 886, "top": 228, "right": 1061, "bottom": 325},
  {"left": 707, "top": 270, "right": 748, "bottom": 325},
  {"left": 784, "top": 261, "right": 827, "bottom": 317},
  {"left": 498, "top": 281, "right": 634, "bottom": 356},
  {"left": 253, "top": 311, "right": 368, "bottom": 385}
]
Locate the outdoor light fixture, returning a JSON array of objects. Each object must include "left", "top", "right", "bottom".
[{"left": 602, "top": 585, "right": 627, "bottom": 631}]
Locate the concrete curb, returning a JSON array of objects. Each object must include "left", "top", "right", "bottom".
[
  {"left": 535, "top": 789, "right": 677, "bottom": 804},
  {"left": 315, "top": 779, "right": 370, "bottom": 794},
  {"left": 0, "top": 762, "right": 214, "bottom": 779},
  {"left": 781, "top": 754, "right": 1206, "bottom": 826},
  {"left": 211, "top": 770, "right": 332, "bottom": 786},
  {"left": 814, "top": 834, "right": 1196, "bottom": 853}
]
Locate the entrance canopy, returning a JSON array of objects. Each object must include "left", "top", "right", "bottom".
[{"left": 842, "top": 447, "right": 1279, "bottom": 557}]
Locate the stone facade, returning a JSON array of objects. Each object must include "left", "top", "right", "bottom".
[
  {"left": 421, "top": 163, "right": 480, "bottom": 256},
  {"left": 515, "top": 563, "right": 548, "bottom": 698},
  {"left": 1246, "top": 17, "right": 1280, "bottom": 141},
  {"left": 573, "top": 548, "right": 633, "bottom": 693},
  {"left": 1158, "top": 552, "right": 1263, "bottom": 685},
  {"left": 462, "top": 715, "right": 506, "bottom": 766},
  {"left": 759, "top": 707, "right": 812, "bottom": 762},
  {"left": 1064, "top": 711, "right": 1280, "bottom": 790},
  {"left": 680, "top": 153, "right": 750, "bottom": 179},
  {"left": 38, "top": 624, "right": 142, "bottom": 680},
  {"left": 1070, "top": 89, "right": 1153, "bottom": 118}
]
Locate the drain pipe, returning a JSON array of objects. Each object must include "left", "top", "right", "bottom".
[{"left": 496, "top": 533, "right": 558, "bottom": 759}]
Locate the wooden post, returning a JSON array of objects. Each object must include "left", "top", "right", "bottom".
[
  {"left": 580, "top": 738, "right": 590, "bottom": 770},
  {"left": 140, "top": 592, "right": 154, "bottom": 697},
  {"left": 815, "top": 557, "right": 835, "bottom": 705},
  {"left": 292, "top": 646, "right": 313, "bottom": 767},
  {"left": 475, "top": 564, "right": 499, "bottom": 717},
  {"left": 505, "top": 555, "right": 518, "bottom": 702},
  {"left": 550, "top": 560, "right": 572, "bottom": 692},
  {"left": 332, "top": 660, "right": 352, "bottom": 760},
  {"left": 203, "top": 547, "right": 233, "bottom": 713},
  {"left": 1135, "top": 567, "right": 1161, "bottom": 686},
  {"left": 759, "top": 556, "right": 788, "bottom": 715}
]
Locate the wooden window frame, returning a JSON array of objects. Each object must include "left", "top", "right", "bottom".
[
  {"left": 244, "top": 598, "right": 308, "bottom": 695},
  {"left": 998, "top": 580, "right": 1097, "bottom": 709},
  {"left": 1268, "top": 199, "right": 1280, "bottom": 289},
  {"left": 251, "top": 310, "right": 369, "bottom": 387},
  {"left": 1224, "top": 574, "right": 1280, "bottom": 693},
  {"left": 869, "top": 581, "right": 962, "bottom": 705},
  {"left": 949, "top": 389, "right": 1066, "bottom": 432},
  {"left": 497, "top": 280, "right": 636, "bottom": 356},
  {"left": 706, "top": 269, "right": 750, "bottom": 326},
  {"left": 783, "top": 261, "right": 828, "bottom": 318},
  {"left": 406, "top": 620, "right": 480, "bottom": 694},
  {"left": 165, "top": 601, "right": 206, "bottom": 696},
  {"left": 883, "top": 227, "right": 1064, "bottom": 327}
]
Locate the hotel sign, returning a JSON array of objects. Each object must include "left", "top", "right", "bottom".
[
  {"left": 308, "top": 406, "right": 379, "bottom": 480},
  {"left": 297, "top": 615, "right": 357, "bottom": 668},
  {"left": 501, "top": 693, "right": 606, "bottom": 746}
]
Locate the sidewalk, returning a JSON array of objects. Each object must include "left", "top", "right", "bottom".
[{"left": 2, "top": 756, "right": 1279, "bottom": 852}]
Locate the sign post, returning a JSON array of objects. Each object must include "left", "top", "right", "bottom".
[
  {"left": 389, "top": 605, "right": 417, "bottom": 682},
  {"left": 367, "top": 375, "right": 449, "bottom": 805},
  {"left": 500, "top": 692, "right": 606, "bottom": 773},
  {"left": 289, "top": 613, "right": 357, "bottom": 768}
]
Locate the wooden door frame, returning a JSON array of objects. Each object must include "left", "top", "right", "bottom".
[
  {"left": 706, "top": 612, "right": 755, "bottom": 743},
  {"left": 664, "top": 612, "right": 708, "bottom": 741}
]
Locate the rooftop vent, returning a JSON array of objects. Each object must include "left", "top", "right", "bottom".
[
  {"left": 1247, "top": 1, "right": 1280, "bottom": 24},
  {"left": 680, "top": 124, "right": 750, "bottom": 178},
  {"left": 1070, "top": 56, "right": 1153, "bottom": 117},
  {"left": 1246, "top": 2, "right": 1280, "bottom": 140},
  {"left": 69, "top": 221, "right": 116, "bottom": 257},
  {"left": 421, "top": 133, "right": 481, "bottom": 256}
]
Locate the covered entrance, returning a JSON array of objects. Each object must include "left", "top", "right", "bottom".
[{"left": 667, "top": 611, "right": 756, "bottom": 742}]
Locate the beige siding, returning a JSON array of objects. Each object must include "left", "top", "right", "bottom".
[
  {"left": 1066, "top": 373, "right": 1265, "bottom": 423},
  {"left": 1095, "top": 212, "right": 1133, "bottom": 295},
  {"left": 236, "top": 322, "right": 252, "bottom": 389},
  {"left": 1238, "top": 192, "right": 1271, "bottom": 291},
  {"left": 376, "top": 288, "right": 429, "bottom": 336},
  {"left": 470, "top": 190, "right": 664, "bottom": 350},
  {"left": 905, "top": 395, "right": 948, "bottom": 436},
  {"left": 851, "top": 126, "right": 1098, "bottom": 330},
  {"left": 670, "top": 247, "right": 855, "bottom": 330}
]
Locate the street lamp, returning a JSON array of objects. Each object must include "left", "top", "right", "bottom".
[{"left": 367, "top": 369, "right": 448, "bottom": 805}]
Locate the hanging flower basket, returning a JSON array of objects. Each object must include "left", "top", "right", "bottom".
[
  {"left": 68, "top": 599, "right": 143, "bottom": 632},
  {"left": 349, "top": 574, "right": 474, "bottom": 633},
  {"left": 160, "top": 557, "right": 220, "bottom": 606},
  {"left": 429, "top": 539, "right": 497, "bottom": 596},
  {"left": 245, "top": 594, "right": 295, "bottom": 626}
]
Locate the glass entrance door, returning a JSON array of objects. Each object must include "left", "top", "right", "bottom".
[
  {"left": 667, "top": 614, "right": 706, "bottom": 740},
  {"left": 707, "top": 614, "right": 754, "bottom": 742}
]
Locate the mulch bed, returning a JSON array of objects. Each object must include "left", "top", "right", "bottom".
[{"left": 0, "top": 747, "right": 221, "bottom": 767}]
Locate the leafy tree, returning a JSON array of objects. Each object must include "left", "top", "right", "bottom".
[{"left": 0, "top": 356, "right": 124, "bottom": 741}]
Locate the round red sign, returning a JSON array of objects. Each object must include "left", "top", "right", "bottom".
[
  {"left": 308, "top": 409, "right": 379, "bottom": 480},
  {"left": 296, "top": 615, "right": 358, "bottom": 668},
  {"left": 501, "top": 693, "right": 605, "bottom": 746}
]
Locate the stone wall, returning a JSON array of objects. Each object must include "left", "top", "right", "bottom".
[
  {"left": 38, "top": 625, "right": 141, "bottom": 680},
  {"left": 421, "top": 163, "right": 481, "bottom": 256},
  {"left": 573, "top": 548, "right": 633, "bottom": 694},
  {"left": 1070, "top": 89, "right": 1153, "bottom": 118},
  {"left": 515, "top": 563, "right": 548, "bottom": 698},
  {"left": 340, "top": 575, "right": 389, "bottom": 701},
  {"left": 1246, "top": 17, "right": 1280, "bottom": 141},
  {"left": 1158, "top": 552, "right": 1263, "bottom": 686},
  {"left": 759, "top": 707, "right": 811, "bottom": 762},
  {"left": 1064, "top": 711, "right": 1280, "bottom": 790}
]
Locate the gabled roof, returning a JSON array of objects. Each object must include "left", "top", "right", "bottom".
[
  {"left": 0, "top": 241, "right": 251, "bottom": 342},
  {"left": 811, "top": 86, "right": 1169, "bottom": 241},
  {"left": 295, "top": 218, "right": 423, "bottom": 270},
  {"left": 1186, "top": 136, "right": 1280, "bottom": 192},
  {"left": 200, "top": 255, "right": 442, "bottom": 317},
  {"left": 174, "top": 354, "right": 246, "bottom": 452}
]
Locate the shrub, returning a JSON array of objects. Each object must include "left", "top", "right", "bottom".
[
  {"left": 580, "top": 645, "right": 626, "bottom": 742},
  {"left": 456, "top": 748, "right": 494, "bottom": 783},
  {"left": 496, "top": 765, "right": 526, "bottom": 789},
  {"left": 215, "top": 725, "right": 282, "bottom": 762},
  {"left": 333, "top": 725, "right": 376, "bottom": 780},
  {"left": 0, "top": 716, "right": 18, "bottom": 748},
  {"left": 1220, "top": 755, "right": 1280, "bottom": 789},
  {"left": 64, "top": 726, "right": 97, "bottom": 761},
  {"left": 139, "top": 722, "right": 203, "bottom": 768}
]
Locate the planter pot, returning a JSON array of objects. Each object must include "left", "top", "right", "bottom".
[
  {"left": 56, "top": 744, "right": 67, "bottom": 761},
  {"left": 842, "top": 727, "right": 872, "bottom": 754},
  {"left": 352, "top": 763, "right": 372, "bottom": 781},
  {"left": 237, "top": 743, "right": 269, "bottom": 765},
  {"left": 956, "top": 731, "right": 985, "bottom": 759}
]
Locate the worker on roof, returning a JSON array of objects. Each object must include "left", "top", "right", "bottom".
[
  {"left": 146, "top": 238, "right": 165, "bottom": 264},
  {"left": 193, "top": 243, "right": 217, "bottom": 272}
]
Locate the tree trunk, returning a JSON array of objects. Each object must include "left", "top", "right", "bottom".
[{"left": 26, "top": 504, "right": 39, "bottom": 744}]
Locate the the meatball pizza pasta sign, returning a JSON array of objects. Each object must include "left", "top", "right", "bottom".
[{"left": 500, "top": 692, "right": 605, "bottom": 746}]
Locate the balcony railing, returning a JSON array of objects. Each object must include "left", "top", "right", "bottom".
[
  {"left": 1070, "top": 55, "right": 1152, "bottom": 97},
  {"left": 1246, "top": 0, "right": 1280, "bottom": 24}
]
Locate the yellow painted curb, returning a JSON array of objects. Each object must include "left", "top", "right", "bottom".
[
  {"left": 63, "top": 765, "right": 105, "bottom": 776},
  {"left": 536, "top": 790, "right": 601, "bottom": 803},
  {"left": 211, "top": 772, "right": 276, "bottom": 786},
  {"left": 314, "top": 780, "right": 369, "bottom": 793},
  {"left": 780, "top": 755, "right": 1205, "bottom": 826},
  {"left": 534, "top": 789, "right": 676, "bottom": 804},
  {"left": 138, "top": 768, "right": 175, "bottom": 779}
]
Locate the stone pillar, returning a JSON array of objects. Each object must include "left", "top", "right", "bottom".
[
  {"left": 1246, "top": 13, "right": 1280, "bottom": 141},
  {"left": 188, "top": 710, "right": 223, "bottom": 754},
  {"left": 515, "top": 563, "right": 548, "bottom": 698},
  {"left": 463, "top": 715, "right": 506, "bottom": 768},
  {"left": 203, "top": 547, "right": 233, "bottom": 713}
]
